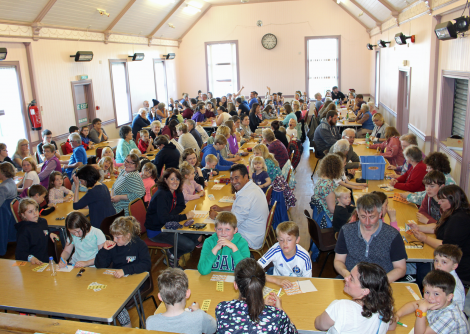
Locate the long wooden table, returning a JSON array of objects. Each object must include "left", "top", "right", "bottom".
[
  {"left": 0, "top": 259, "right": 148, "bottom": 324},
  {"left": 154, "top": 270, "right": 421, "bottom": 333},
  {"left": 61, "top": 139, "right": 120, "bottom": 159}
]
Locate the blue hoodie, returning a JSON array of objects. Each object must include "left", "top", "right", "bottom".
[{"left": 201, "top": 144, "right": 234, "bottom": 171}]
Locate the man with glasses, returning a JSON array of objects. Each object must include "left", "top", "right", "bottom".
[
  {"left": 89, "top": 118, "right": 108, "bottom": 144},
  {"left": 209, "top": 164, "right": 269, "bottom": 250}
]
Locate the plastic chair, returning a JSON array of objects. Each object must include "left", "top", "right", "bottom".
[
  {"left": 100, "top": 210, "right": 125, "bottom": 239},
  {"left": 304, "top": 209, "right": 336, "bottom": 277},
  {"left": 60, "top": 142, "right": 67, "bottom": 155},
  {"left": 311, "top": 140, "right": 324, "bottom": 178},
  {"left": 249, "top": 201, "right": 277, "bottom": 259},
  {"left": 125, "top": 271, "right": 158, "bottom": 329},
  {"left": 10, "top": 199, "right": 20, "bottom": 223},
  {"left": 135, "top": 132, "right": 141, "bottom": 143},
  {"left": 265, "top": 185, "right": 272, "bottom": 205},
  {"left": 63, "top": 176, "right": 72, "bottom": 191},
  {"left": 150, "top": 184, "right": 158, "bottom": 197},
  {"left": 128, "top": 199, "right": 172, "bottom": 268},
  {"left": 286, "top": 166, "right": 293, "bottom": 185},
  {"left": 95, "top": 147, "right": 106, "bottom": 161},
  {"left": 35, "top": 151, "right": 41, "bottom": 164},
  {"left": 48, "top": 237, "right": 63, "bottom": 264},
  {"left": 200, "top": 142, "right": 208, "bottom": 160}
]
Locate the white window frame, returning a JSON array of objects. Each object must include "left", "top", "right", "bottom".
[
  {"left": 153, "top": 59, "right": 169, "bottom": 107},
  {"left": 375, "top": 50, "right": 380, "bottom": 107},
  {"left": 205, "top": 40, "right": 240, "bottom": 97},
  {"left": 109, "top": 59, "right": 132, "bottom": 127}
]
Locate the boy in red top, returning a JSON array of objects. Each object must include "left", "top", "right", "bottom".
[
  {"left": 137, "top": 130, "right": 154, "bottom": 154},
  {"left": 62, "top": 126, "right": 79, "bottom": 155},
  {"left": 390, "top": 146, "right": 427, "bottom": 192}
]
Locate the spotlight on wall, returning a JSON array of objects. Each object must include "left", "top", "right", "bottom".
[
  {"left": 395, "top": 32, "right": 415, "bottom": 45},
  {"left": 366, "top": 43, "right": 377, "bottom": 50},
  {"left": 378, "top": 40, "right": 391, "bottom": 48},
  {"left": 128, "top": 53, "right": 145, "bottom": 61},
  {"left": 454, "top": 16, "right": 470, "bottom": 32},
  {"left": 434, "top": 17, "right": 469, "bottom": 41},
  {"left": 163, "top": 53, "right": 175, "bottom": 60},
  {"left": 0, "top": 48, "right": 7, "bottom": 61},
  {"left": 70, "top": 51, "right": 93, "bottom": 62}
]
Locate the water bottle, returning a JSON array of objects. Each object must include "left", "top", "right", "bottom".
[
  {"left": 366, "top": 133, "right": 370, "bottom": 145},
  {"left": 49, "top": 257, "right": 57, "bottom": 276},
  {"left": 346, "top": 113, "right": 349, "bottom": 121}
]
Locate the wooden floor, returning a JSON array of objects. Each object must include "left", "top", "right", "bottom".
[{"left": 1, "top": 139, "right": 339, "bottom": 328}]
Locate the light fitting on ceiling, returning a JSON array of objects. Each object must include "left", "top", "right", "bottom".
[
  {"left": 183, "top": 3, "right": 202, "bottom": 15},
  {"left": 97, "top": 9, "right": 110, "bottom": 17},
  {"left": 128, "top": 53, "right": 145, "bottom": 61},
  {"left": 168, "top": 23, "right": 175, "bottom": 28},
  {"left": 378, "top": 40, "right": 391, "bottom": 47},
  {"left": 358, "top": 12, "right": 363, "bottom": 17},
  {"left": 70, "top": 51, "right": 93, "bottom": 62},
  {"left": 366, "top": 43, "right": 377, "bottom": 50},
  {"left": 241, "top": 0, "right": 249, "bottom": 3},
  {"left": 394, "top": 32, "right": 415, "bottom": 45},
  {"left": 0, "top": 48, "right": 7, "bottom": 61}
]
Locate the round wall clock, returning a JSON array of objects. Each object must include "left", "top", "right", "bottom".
[{"left": 261, "top": 33, "right": 277, "bottom": 50}]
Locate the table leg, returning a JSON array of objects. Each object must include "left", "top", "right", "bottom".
[
  {"left": 173, "top": 232, "right": 179, "bottom": 268},
  {"left": 137, "top": 289, "right": 146, "bottom": 329},
  {"left": 133, "top": 294, "right": 144, "bottom": 328}
]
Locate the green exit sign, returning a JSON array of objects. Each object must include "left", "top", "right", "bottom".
[
  {"left": 80, "top": 75, "right": 88, "bottom": 80},
  {"left": 77, "top": 103, "right": 88, "bottom": 110}
]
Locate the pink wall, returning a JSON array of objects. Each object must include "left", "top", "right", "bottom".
[{"left": 176, "top": 0, "right": 372, "bottom": 98}]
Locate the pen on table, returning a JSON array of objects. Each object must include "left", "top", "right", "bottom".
[
  {"left": 60, "top": 257, "right": 67, "bottom": 265},
  {"left": 277, "top": 288, "right": 282, "bottom": 297},
  {"left": 194, "top": 205, "right": 196, "bottom": 211},
  {"left": 402, "top": 236, "right": 409, "bottom": 243},
  {"left": 397, "top": 321, "right": 407, "bottom": 327}
]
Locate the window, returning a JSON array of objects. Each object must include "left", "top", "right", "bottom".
[
  {"left": 154, "top": 60, "right": 169, "bottom": 108},
  {"left": 109, "top": 60, "right": 132, "bottom": 126},
  {"left": 452, "top": 79, "right": 467, "bottom": 138},
  {"left": 205, "top": 41, "right": 239, "bottom": 97},
  {"left": 375, "top": 51, "right": 380, "bottom": 107},
  {"left": 306, "top": 36, "right": 340, "bottom": 99},
  {"left": 0, "top": 65, "right": 27, "bottom": 153}
]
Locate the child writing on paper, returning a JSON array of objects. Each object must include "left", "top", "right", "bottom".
[
  {"left": 197, "top": 212, "right": 250, "bottom": 275},
  {"left": 395, "top": 270, "right": 469, "bottom": 334},
  {"left": 59, "top": 211, "right": 105, "bottom": 268},
  {"left": 180, "top": 161, "right": 205, "bottom": 203},
  {"left": 137, "top": 129, "right": 155, "bottom": 154},
  {"left": 201, "top": 154, "right": 219, "bottom": 182},
  {"left": 258, "top": 222, "right": 312, "bottom": 289},
  {"left": 146, "top": 268, "right": 217, "bottom": 334},
  {"left": 141, "top": 162, "right": 157, "bottom": 204},
  {"left": 286, "top": 118, "right": 298, "bottom": 143},
  {"left": 15, "top": 198, "right": 59, "bottom": 264},
  {"left": 95, "top": 216, "right": 151, "bottom": 327},
  {"left": 47, "top": 171, "right": 73, "bottom": 204},
  {"left": 215, "top": 258, "right": 297, "bottom": 333},
  {"left": 432, "top": 244, "right": 466, "bottom": 311},
  {"left": 250, "top": 156, "right": 271, "bottom": 193}
]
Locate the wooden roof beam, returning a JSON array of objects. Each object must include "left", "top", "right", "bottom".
[
  {"left": 349, "top": 0, "right": 383, "bottom": 25},
  {"left": 331, "top": 0, "right": 372, "bottom": 32},
  {"left": 147, "top": 0, "right": 186, "bottom": 38},
  {"left": 33, "top": 0, "right": 57, "bottom": 23},
  {"left": 377, "top": 0, "right": 399, "bottom": 17},
  {"left": 105, "top": 0, "right": 137, "bottom": 32}
]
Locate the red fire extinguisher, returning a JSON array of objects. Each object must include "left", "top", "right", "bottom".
[{"left": 28, "top": 100, "right": 42, "bottom": 131}]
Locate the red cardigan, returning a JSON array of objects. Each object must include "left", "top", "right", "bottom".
[{"left": 394, "top": 161, "right": 427, "bottom": 192}]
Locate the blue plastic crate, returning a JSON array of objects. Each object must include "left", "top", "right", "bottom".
[{"left": 360, "top": 156, "right": 386, "bottom": 180}]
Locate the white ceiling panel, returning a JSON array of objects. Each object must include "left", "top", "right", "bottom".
[
  {"left": 356, "top": 0, "right": 391, "bottom": 21},
  {"left": 342, "top": 0, "right": 377, "bottom": 29},
  {"left": 112, "top": 0, "right": 176, "bottom": 36},
  {"left": 42, "top": 0, "right": 131, "bottom": 30},
  {"left": 153, "top": 1, "right": 210, "bottom": 39},
  {"left": 0, "top": 0, "right": 50, "bottom": 23},
  {"left": 387, "top": 0, "right": 417, "bottom": 11}
]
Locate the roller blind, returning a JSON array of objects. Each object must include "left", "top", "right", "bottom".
[
  {"left": 307, "top": 38, "right": 339, "bottom": 98},
  {"left": 452, "top": 79, "right": 468, "bottom": 138}
]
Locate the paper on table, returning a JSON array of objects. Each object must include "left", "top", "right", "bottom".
[
  {"left": 192, "top": 210, "right": 208, "bottom": 219},
  {"left": 203, "top": 217, "right": 216, "bottom": 224},
  {"left": 225, "top": 276, "right": 235, "bottom": 283},
  {"left": 408, "top": 329, "right": 414, "bottom": 334},
  {"left": 212, "top": 184, "right": 225, "bottom": 190},
  {"left": 299, "top": 280, "right": 317, "bottom": 293},
  {"left": 57, "top": 265, "right": 74, "bottom": 272}
]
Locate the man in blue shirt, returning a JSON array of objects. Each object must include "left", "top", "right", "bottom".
[
  {"left": 236, "top": 97, "right": 250, "bottom": 116},
  {"left": 60, "top": 133, "right": 87, "bottom": 179},
  {"left": 248, "top": 91, "right": 258, "bottom": 109}
]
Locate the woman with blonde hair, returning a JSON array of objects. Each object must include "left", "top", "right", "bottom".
[
  {"left": 369, "top": 127, "right": 405, "bottom": 167},
  {"left": 208, "top": 125, "right": 241, "bottom": 163},
  {"left": 369, "top": 113, "right": 389, "bottom": 143},
  {"left": 16, "top": 157, "right": 39, "bottom": 194},
  {"left": 13, "top": 139, "right": 33, "bottom": 171},
  {"left": 95, "top": 216, "right": 151, "bottom": 327},
  {"left": 252, "top": 144, "right": 282, "bottom": 181}
]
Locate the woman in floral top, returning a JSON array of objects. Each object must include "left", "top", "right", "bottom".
[
  {"left": 313, "top": 154, "right": 344, "bottom": 220},
  {"left": 253, "top": 144, "right": 282, "bottom": 181},
  {"left": 216, "top": 258, "right": 297, "bottom": 334}
]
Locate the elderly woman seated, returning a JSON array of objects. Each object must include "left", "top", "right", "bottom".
[
  {"left": 131, "top": 108, "right": 151, "bottom": 140},
  {"left": 390, "top": 146, "right": 427, "bottom": 192},
  {"left": 329, "top": 136, "right": 360, "bottom": 170},
  {"left": 355, "top": 104, "right": 374, "bottom": 138}
]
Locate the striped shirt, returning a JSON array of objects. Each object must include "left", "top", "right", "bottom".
[
  {"left": 258, "top": 243, "right": 312, "bottom": 277},
  {"left": 111, "top": 170, "right": 146, "bottom": 216}
]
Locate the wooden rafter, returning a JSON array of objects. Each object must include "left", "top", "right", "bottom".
[
  {"left": 377, "top": 0, "right": 400, "bottom": 16},
  {"left": 349, "top": 0, "right": 382, "bottom": 25},
  {"left": 330, "top": 0, "right": 372, "bottom": 32},
  {"left": 179, "top": 5, "right": 211, "bottom": 40},
  {"left": 33, "top": 0, "right": 57, "bottom": 23},
  {"left": 147, "top": 0, "right": 186, "bottom": 38},
  {"left": 105, "top": 0, "right": 137, "bottom": 32}
]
